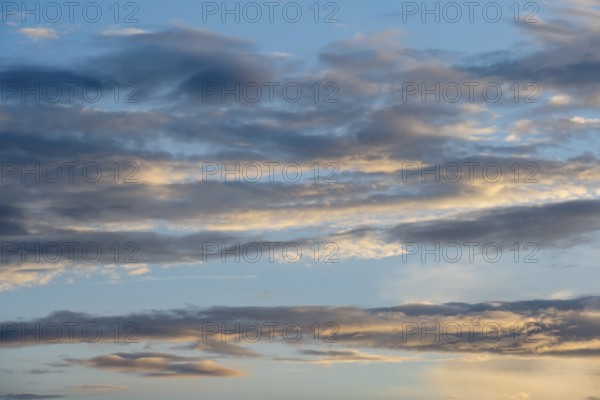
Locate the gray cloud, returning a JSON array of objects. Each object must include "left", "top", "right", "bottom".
[
  {"left": 0, "top": 23, "right": 599, "bottom": 290},
  {"left": 385, "top": 199, "right": 600, "bottom": 247},
  {"left": 67, "top": 352, "right": 246, "bottom": 378},
  {"left": 2, "top": 297, "right": 600, "bottom": 357},
  {"left": 0, "top": 395, "right": 64, "bottom": 399}
]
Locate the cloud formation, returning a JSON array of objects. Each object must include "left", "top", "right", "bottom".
[{"left": 2, "top": 297, "right": 600, "bottom": 358}]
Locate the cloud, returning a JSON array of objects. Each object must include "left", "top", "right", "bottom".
[
  {"left": 67, "top": 352, "right": 246, "bottom": 378},
  {"left": 27, "top": 369, "right": 63, "bottom": 374},
  {"left": 384, "top": 199, "right": 600, "bottom": 247},
  {"left": 66, "top": 385, "right": 127, "bottom": 393},
  {"left": 0, "top": 24, "right": 600, "bottom": 291},
  {"left": 427, "top": 355, "right": 600, "bottom": 400},
  {"left": 17, "top": 28, "right": 58, "bottom": 40},
  {"left": 295, "top": 349, "right": 414, "bottom": 364},
  {"left": 189, "top": 341, "right": 263, "bottom": 358},
  {"left": 3, "top": 297, "right": 600, "bottom": 357},
  {"left": 101, "top": 27, "right": 149, "bottom": 37},
  {"left": 0, "top": 395, "right": 63, "bottom": 400}
]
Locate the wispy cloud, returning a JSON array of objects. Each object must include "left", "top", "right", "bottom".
[
  {"left": 67, "top": 352, "right": 246, "bottom": 378},
  {"left": 17, "top": 28, "right": 58, "bottom": 41}
]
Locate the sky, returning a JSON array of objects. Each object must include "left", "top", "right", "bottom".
[{"left": 1, "top": 0, "right": 600, "bottom": 399}]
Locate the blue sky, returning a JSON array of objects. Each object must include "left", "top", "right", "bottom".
[{"left": 2, "top": 0, "right": 600, "bottom": 399}]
